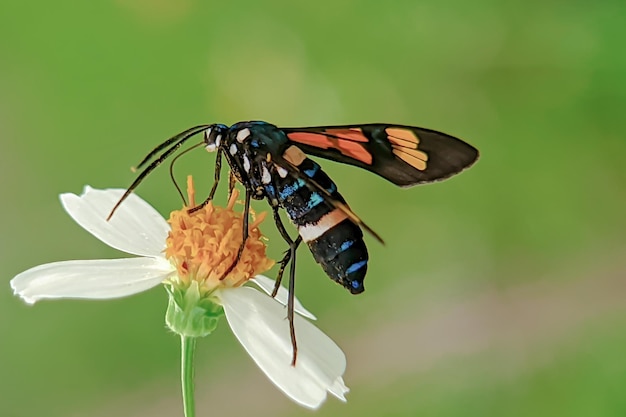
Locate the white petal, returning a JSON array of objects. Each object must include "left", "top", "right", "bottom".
[
  {"left": 327, "top": 377, "right": 350, "bottom": 401},
  {"left": 60, "top": 186, "right": 170, "bottom": 257},
  {"left": 218, "top": 287, "right": 348, "bottom": 409},
  {"left": 250, "top": 275, "right": 317, "bottom": 320},
  {"left": 11, "top": 257, "right": 173, "bottom": 304}
]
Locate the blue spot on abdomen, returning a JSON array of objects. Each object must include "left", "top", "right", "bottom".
[
  {"left": 279, "top": 178, "right": 306, "bottom": 200},
  {"left": 339, "top": 239, "right": 354, "bottom": 252},
  {"left": 306, "top": 192, "right": 325, "bottom": 210},
  {"left": 346, "top": 260, "right": 367, "bottom": 275},
  {"left": 303, "top": 164, "right": 319, "bottom": 177}
]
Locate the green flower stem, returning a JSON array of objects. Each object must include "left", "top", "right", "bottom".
[{"left": 181, "top": 335, "right": 197, "bottom": 417}]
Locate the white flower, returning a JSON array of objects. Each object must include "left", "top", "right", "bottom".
[{"left": 10, "top": 186, "right": 349, "bottom": 409}]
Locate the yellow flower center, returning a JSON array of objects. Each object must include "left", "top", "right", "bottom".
[{"left": 165, "top": 176, "right": 274, "bottom": 292}]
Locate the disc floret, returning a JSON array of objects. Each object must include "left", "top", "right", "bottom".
[{"left": 164, "top": 177, "right": 274, "bottom": 337}]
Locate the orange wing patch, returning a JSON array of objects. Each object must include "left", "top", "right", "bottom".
[
  {"left": 386, "top": 128, "right": 418, "bottom": 144},
  {"left": 385, "top": 127, "right": 428, "bottom": 171},
  {"left": 288, "top": 131, "right": 373, "bottom": 165},
  {"left": 324, "top": 128, "right": 368, "bottom": 143}
]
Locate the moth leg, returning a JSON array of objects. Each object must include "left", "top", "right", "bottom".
[
  {"left": 219, "top": 187, "right": 251, "bottom": 280},
  {"left": 271, "top": 205, "right": 302, "bottom": 366},
  {"left": 228, "top": 170, "right": 237, "bottom": 200},
  {"left": 189, "top": 149, "right": 223, "bottom": 214},
  {"left": 272, "top": 235, "right": 302, "bottom": 298}
]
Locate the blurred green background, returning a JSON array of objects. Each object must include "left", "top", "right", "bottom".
[{"left": 2, "top": 0, "right": 625, "bottom": 416}]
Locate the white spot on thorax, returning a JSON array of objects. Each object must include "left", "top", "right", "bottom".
[
  {"left": 277, "top": 166, "right": 288, "bottom": 178},
  {"left": 237, "top": 128, "right": 251, "bottom": 143},
  {"left": 215, "top": 134, "right": 221, "bottom": 148},
  {"left": 229, "top": 143, "right": 238, "bottom": 155},
  {"left": 243, "top": 155, "right": 251, "bottom": 173},
  {"left": 261, "top": 165, "right": 272, "bottom": 184}
]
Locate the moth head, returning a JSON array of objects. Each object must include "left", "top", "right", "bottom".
[{"left": 204, "top": 124, "right": 228, "bottom": 153}]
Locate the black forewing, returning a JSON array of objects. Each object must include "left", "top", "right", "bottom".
[{"left": 282, "top": 124, "right": 479, "bottom": 187}]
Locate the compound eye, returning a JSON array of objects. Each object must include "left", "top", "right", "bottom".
[
  {"left": 204, "top": 127, "right": 212, "bottom": 141},
  {"left": 204, "top": 128, "right": 217, "bottom": 152}
]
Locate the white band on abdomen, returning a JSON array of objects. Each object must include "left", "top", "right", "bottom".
[{"left": 298, "top": 208, "right": 349, "bottom": 242}]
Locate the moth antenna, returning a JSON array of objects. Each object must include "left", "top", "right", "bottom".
[{"left": 107, "top": 126, "right": 209, "bottom": 220}]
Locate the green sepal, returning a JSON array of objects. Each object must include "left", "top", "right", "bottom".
[{"left": 165, "top": 281, "right": 224, "bottom": 338}]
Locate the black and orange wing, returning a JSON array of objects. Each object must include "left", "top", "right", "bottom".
[{"left": 281, "top": 124, "right": 478, "bottom": 187}]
